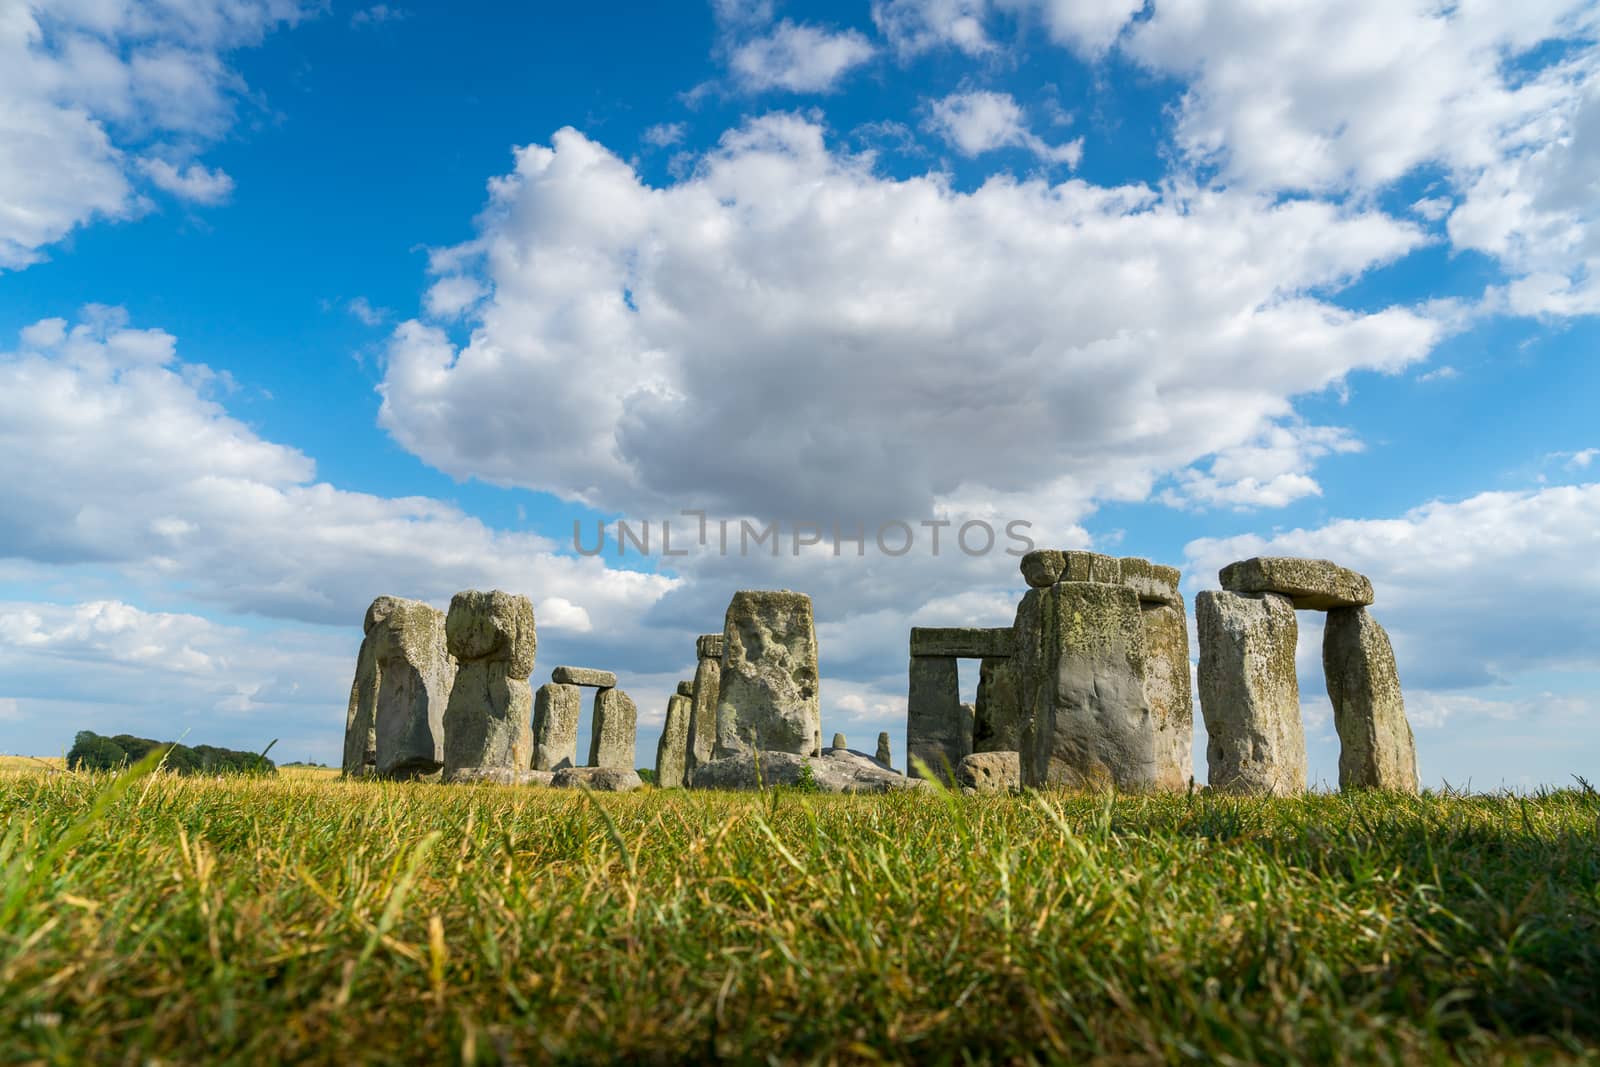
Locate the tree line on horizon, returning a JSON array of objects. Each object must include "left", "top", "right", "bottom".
[{"left": 66, "top": 732, "right": 276, "bottom": 776}]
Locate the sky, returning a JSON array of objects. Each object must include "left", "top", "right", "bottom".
[{"left": 1, "top": 0, "right": 1597, "bottom": 789}]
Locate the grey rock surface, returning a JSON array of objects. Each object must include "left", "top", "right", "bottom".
[
  {"left": 1118, "top": 557, "right": 1183, "bottom": 607},
  {"left": 875, "top": 731, "right": 893, "bottom": 768},
  {"left": 369, "top": 598, "right": 457, "bottom": 780},
  {"left": 696, "top": 633, "right": 724, "bottom": 661},
  {"left": 1323, "top": 607, "right": 1419, "bottom": 792},
  {"left": 689, "top": 749, "right": 921, "bottom": 793},
  {"left": 552, "top": 665, "right": 617, "bottom": 688},
  {"left": 1020, "top": 549, "right": 1066, "bottom": 589},
  {"left": 1196, "top": 590, "right": 1306, "bottom": 795},
  {"left": 588, "top": 687, "right": 637, "bottom": 770},
  {"left": 1140, "top": 600, "right": 1194, "bottom": 792},
  {"left": 1017, "top": 581, "right": 1156, "bottom": 790},
  {"left": 957, "top": 750, "right": 1021, "bottom": 794},
  {"left": 906, "top": 655, "right": 970, "bottom": 781},
  {"left": 532, "top": 682, "right": 582, "bottom": 771},
  {"left": 551, "top": 766, "right": 644, "bottom": 792},
  {"left": 445, "top": 767, "right": 555, "bottom": 787},
  {"left": 908, "top": 626, "right": 1015, "bottom": 659},
  {"left": 831, "top": 732, "right": 848, "bottom": 751},
  {"left": 973, "top": 655, "right": 1025, "bottom": 753},
  {"left": 676, "top": 679, "right": 695, "bottom": 697},
  {"left": 687, "top": 644, "right": 721, "bottom": 772},
  {"left": 441, "top": 590, "right": 536, "bottom": 783},
  {"left": 1219, "top": 557, "right": 1374, "bottom": 611},
  {"left": 1061, "top": 550, "right": 1121, "bottom": 584},
  {"left": 714, "top": 590, "right": 820, "bottom": 758},
  {"left": 656, "top": 692, "right": 692, "bottom": 789}
]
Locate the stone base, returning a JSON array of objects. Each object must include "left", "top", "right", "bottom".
[{"left": 689, "top": 749, "right": 923, "bottom": 793}]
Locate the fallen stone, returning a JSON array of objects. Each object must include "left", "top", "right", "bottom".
[
  {"left": 1016, "top": 581, "right": 1156, "bottom": 790},
  {"left": 588, "top": 687, "right": 637, "bottom": 770},
  {"left": 906, "top": 655, "right": 970, "bottom": 781},
  {"left": 831, "top": 732, "right": 848, "bottom": 751},
  {"left": 532, "top": 682, "right": 582, "bottom": 771},
  {"left": 908, "top": 626, "right": 1015, "bottom": 659},
  {"left": 875, "top": 731, "right": 893, "bottom": 768},
  {"left": 1020, "top": 549, "right": 1065, "bottom": 589},
  {"left": 442, "top": 590, "right": 536, "bottom": 783},
  {"left": 1118, "top": 557, "right": 1183, "bottom": 607},
  {"left": 687, "top": 638, "right": 721, "bottom": 772},
  {"left": 973, "top": 655, "right": 1025, "bottom": 753},
  {"left": 551, "top": 766, "right": 644, "bottom": 792},
  {"left": 1139, "top": 600, "right": 1194, "bottom": 792},
  {"left": 714, "top": 590, "right": 820, "bottom": 758},
  {"left": 552, "top": 665, "right": 617, "bottom": 688},
  {"left": 676, "top": 679, "right": 695, "bottom": 697},
  {"left": 1196, "top": 590, "right": 1306, "bottom": 795},
  {"left": 656, "top": 692, "right": 692, "bottom": 789},
  {"left": 445, "top": 767, "right": 555, "bottom": 787},
  {"left": 688, "top": 749, "right": 922, "bottom": 793},
  {"left": 1323, "top": 607, "right": 1419, "bottom": 793},
  {"left": 1219, "top": 557, "right": 1374, "bottom": 611},
  {"left": 1061, "top": 550, "right": 1121, "bottom": 584},
  {"left": 957, "top": 751, "right": 1020, "bottom": 794}
]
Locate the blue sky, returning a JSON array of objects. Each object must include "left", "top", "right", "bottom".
[{"left": 1, "top": 0, "right": 1597, "bottom": 788}]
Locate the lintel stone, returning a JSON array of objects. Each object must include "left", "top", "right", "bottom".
[
  {"left": 909, "top": 626, "right": 1014, "bottom": 659},
  {"left": 1220, "top": 556, "right": 1374, "bottom": 611},
  {"left": 552, "top": 665, "right": 617, "bottom": 688}
]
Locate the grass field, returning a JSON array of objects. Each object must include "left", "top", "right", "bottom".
[{"left": 2, "top": 765, "right": 1597, "bottom": 1064}]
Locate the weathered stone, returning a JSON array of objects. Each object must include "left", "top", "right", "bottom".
[
  {"left": 1140, "top": 600, "right": 1194, "bottom": 792},
  {"left": 444, "top": 590, "right": 536, "bottom": 677},
  {"left": 875, "top": 732, "right": 892, "bottom": 767},
  {"left": 1118, "top": 557, "right": 1183, "bottom": 607},
  {"left": 830, "top": 732, "right": 848, "bottom": 751},
  {"left": 1323, "top": 607, "right": 1419, "bottom": 793},
  {"left": 696, "top": 633, "right": 724, "bottom": 661},
  {"left": 1219, "top": 557, "right": 1374, "bottom": 611},
  {"left": 714, "top": 590, "right": 820, "bottom": 758},
  {"left": 532, "top": 682, "right": 582, "bottom": 771},
  {"left": 656, "top": 692, "right": 692, "bottom": 788},
  {"left": 342, "top": 613, "right": 382, "bottom": 778},
  {"left": 687, "top": 647, "right": 721, "bottom": 772},
  {"left": 906, "top": 655, "right": 970, "bottom": 781},
  {"left": 1017, "top": 582, "right": 1156, "bottom": 790},
  {"left": 1061, "top": 550, "right": 1121, "bottom": 584},
  {"left": 552, "top": 665, "right": 617, "bottom": 688},
  {"left": 676, "top": 680, "right": 695, "bottom": 697},
  {"left": 688, "top": 749, "right": 922, "bottom": 793},
  {"left": 1020, "top": 549, "right": 1065, "bottom": 589},
  {"left": 367, "top": 598, "right": 457, "bottom": 780},
  {"left": 973, "top": 656, "right": 1025, "bottom": 753},
  {"left": 551, "top": 766, "right": 643, "bottom": 792},
  {"left": 588, "top": 687, "right": 637, "bottom": 770},
  {"left": 909, "top": 626, "right": 1015, "bottom": 659},
  {"left": 446, "top": 767, "right": 554, "bottom": 787},
  {"left": 442, "top": 590, "right": 536, "bottom": 783},
  {"left": 957, "top": 751, "right": 1020, "bottom": 794},
  {"left": 1196, "top": 591, "right": 1306, "bottom": 795}
]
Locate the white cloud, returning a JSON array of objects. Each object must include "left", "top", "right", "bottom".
[
  {"left": 873, "top": 0, "right": 1141, "bottom": 57},
  {"left": 728, "top": 20, "right": 876, "bottom": 93},
  {"left": 350, "top": 5, "right": 408, "bottom": 27},
  {"left": 1163, "top": 423, "right": 1364, "bottom": 510},
  {"left": 0, "top": 309, "right": 677, "bottom": 630},
  {"left": 378, "top": 115, "right": 1436, "bottom": 528},
  {"left": 136, "top": 157, "right": 235, "bottom": 204},
  {"left": 0, "top": 0, "right": 310, "bottom": 269},
  {"left": 1416, "top": 365, "right": 1458, "bottom": 383},
  {"left": 925, "top": 89, "right": 1082, "bottom": 164},
  {"left": 422, "top": 275, "right": 487, "bottom": 319},
  {"left": 643, "top": 122, "right": 687, "bottom": 148},
  {"left": 347, "top": 296, "right": 390, "bottom": 326}
]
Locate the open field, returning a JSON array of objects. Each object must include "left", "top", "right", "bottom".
[{"left": 2, "top": 766, "right": 1597, "bottom": 1064}]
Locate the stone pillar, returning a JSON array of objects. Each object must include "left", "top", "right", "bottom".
[
  {"left": 1196, "top": 590, "right": 1305, "bottom": 795},
  {"left": 589, "top": 687, "right": 637, "bottom": 769},
  {"left": 687, "top": 634, "right": 723, "bottom": 772},
  {"left": 656, "top": 690, "right": 692, "bottom": 788},
  {"left": 972, "top": 656, "right": 1023, "bottom": 753},
  {"left": 714, "top": 591, "right": 820, "bottom": 758},
  {"left": 875, "top": 732, "right": 892, "bottom": 768},
  {"left": 370, "top": 597, "right": 457, "bottom": 780},
  {"left": 1139, "top": 600, "right": 1193, "bottom": 791},
  {"left": 907, "top": 655, "right": 969, "bottom": 781},
  {"left": 532, "top": 682, "right": 582, "bottom": 771},
  {"left": 441, "top": 590, "right": 537, "bottom": 782},
  {"left": 1017, "top": 581, "right": 1156, "bottom": 790},
  {"left": 341, "top": 598, "right": 387, "bottom": 778},
  {"left": 1323, "top": 606, "right": 1419, "bottom": 792}
]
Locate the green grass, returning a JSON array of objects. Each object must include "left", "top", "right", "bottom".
[{"left": 2, "top": 768, "right": 1597, "bottom": 1064}]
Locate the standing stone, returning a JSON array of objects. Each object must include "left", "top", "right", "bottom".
[
  {"left": 1139, "top": 600, "right": 1194, "bottom": 791},
  {"left": 687, "top": 634, "right": 723, "bottom": 772},
  {"left": 656, "top": 692, "right": 692, "bottom": 788},
  {"left": 532, "top": 682, "right": 582, "bottom": 771},
  {"left": 369, "top": 598, "right": 457, "bottom": 780},
  {"left": 973, "top": 656, "right": 1024, "bottom": 753},
  {"left": 1016, "top": 581, "right": 1155, "bottom": 790},
  {"left": 1323, "top": 607, "right": 1419, "bottom": 792},
  {"left": 714, "top": 591, "right": 820, "bottom": 758},
  {"left": 588, "top": 688, "right": 637, "bottom": 769},
  {"left": 831, "top": 732, "right": 848, "bottom": 751},
  {"left": 341, "top": 599, "right": 387, "bottom": 777},
  {"left": 875, "top": 731, "right": 893, "bottom": 767},
  {"left": 906, "top": 655, "right": 969, "bottom": 781},
  {"left": 1196, "top": 590, "right": 1305, "bottom": 795},
  {"left": 441, "top": 590, "right": 537, "bottom": 783}
]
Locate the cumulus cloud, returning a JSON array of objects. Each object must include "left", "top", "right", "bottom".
[
  {"left": 0, "top": 0, "right": 310, "bottom": 269},
  {"left": 873, "top": 0, "right": 1142, "bottom": 57},
  {"left": 728, "top": 20, "right": 876, "bottom": 93},
  {"left": 1163, "top": 423, "right": 1364, "bottom": 510},
  {"left": 925, "top": 90, "right": 1082, "bottom": 164},
  {"left": 377, "top": 114, "right": 1436, "bottom": 529}
]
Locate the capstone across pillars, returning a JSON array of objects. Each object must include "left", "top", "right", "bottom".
[
  {"left": 1323, "top": 606, "right": 1419, "bottom": 792},
  {"left": 1196, "top": 590, "right": 1305, "bottom": 795},
  {"left": 552, "top": 666, "right": 617, "bottom": 688},
  {"left": 1220, "top": 557, "right": 1374, "bottom": 611},
  {"left": 906, "top": 655, "right": 970, "bottom": 781},
  {"left": 908, "top": 627, "right": 1015, "bottom": 659}
]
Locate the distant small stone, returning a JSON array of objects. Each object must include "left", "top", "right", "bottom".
[
  {"left": 875, "top": 731, "right": 893, "bottom": 768},
  {"left": 831, "top": 732, "right": 848, "bottom": 751}
]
